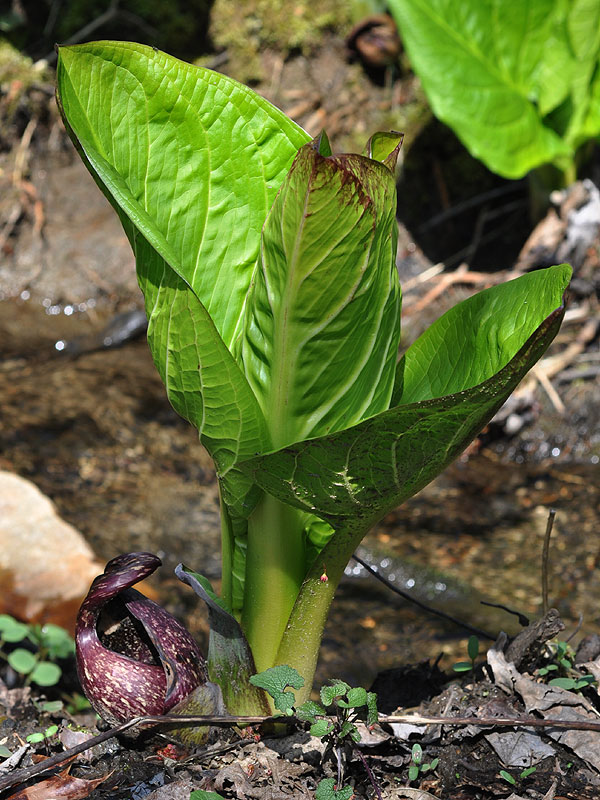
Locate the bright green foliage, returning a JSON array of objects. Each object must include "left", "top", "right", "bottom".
[
  {"left": 249, "top": 665, "right": 304, "bottom": 715},
  {"left": 408, "top": 742, "right": 439, "bottom": 782},
  {"left": 453, "top": 634, "right": 480, "bottom": 673},
  {"left": 189, "top": 792, "right": 226, "bottom": 800},
  {"left": 56, "top": 41, "right": 571, "bottom": 711},
  {"left": 0, "top": 614, "right": 74, "bottom": 688},
  {"left": 26, "top": 725, "right": 59, "bottom": 745},
  {"left": 387, "top": 0, "right": 600, "bottom": 181},
  {"left": 537, "top": 639, "right": 597, "bottom": 691},
  {"left": 315, "top": 779, "right": 354, "bottom": 800}
]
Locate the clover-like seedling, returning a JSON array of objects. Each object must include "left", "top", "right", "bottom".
[
  {"left": 408, "top": 742, "right": 439, "bottom": 782},
  {"left": 26, "top": 724, "right": 59, "bottom": 745},
  {"left": 0, "top": 614, "right": 74, "bottom": 688},
  {"left": 537, "top": 640, "right": 597, "bottom": 692}
]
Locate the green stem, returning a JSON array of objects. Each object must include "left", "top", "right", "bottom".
[
  {"left": 241, "top": 494, "right": 307, "bottom": 673},
  {"left": 275, "top": 522, "right": 368, "bottom": 705},
  {"left": 219, "top": 488, "right": 234, "bottom": 610}
]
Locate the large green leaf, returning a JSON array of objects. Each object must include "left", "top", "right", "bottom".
[
  {"left": 241, "top": 136, "right": 402, "bottom": 448},
  {"left": 394, "top": 264, "right": 572, "bottom": 404},
  {"left": 56, "top": 41, "right": 310, "bottom": 513},
  {"left": 240, "top": 265, "right": 571, "bottom": 527},
  {"left": 56, "top": 42, "right": 310, "bottom": 349},
  {"left": 387, "top": 0, "right": 600, "bottom": 178}
]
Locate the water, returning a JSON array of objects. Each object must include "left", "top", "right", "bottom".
[{"left": 1, "top": 294, "right": 599, "bottom": 690}]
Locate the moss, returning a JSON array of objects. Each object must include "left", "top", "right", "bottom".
[{"left": 207, "top": 0, "right": 354, "bottom": 84}]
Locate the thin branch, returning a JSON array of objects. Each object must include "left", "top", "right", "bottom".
[
  {"left": 3, "top": 710, "right": 600, "bottom": 792},
  {"left": 0, "top": 713, "right": 278, "bottom": 791},
  {"left": 380, "top": 712, "right": 600, "bottom": 732},
  {"left": 542, "top": 509, "right": 557, "bottom": 614},
  {"left": 351, "top": 553, "right": 496, "bottom": 641}
]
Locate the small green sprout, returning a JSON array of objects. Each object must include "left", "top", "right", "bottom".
[
  {"left": 408, "top": 742, "right": 439, "bottom": 782},
  {"left": 452, "top": 635, "right": 480, "bottom": 674},
  {"left": 0, "top": 614, "right": 74, "bottom": 688},
  {"left": 500, "top": 766, "right": 537, "bottom": 785},
  {"left": 26, "top": 724, "right": 59, "bottom": 745},
  {"left": 537, "top": 640, "right": 597, "bottom": 692},
  {"left": 251, "top": 666, "right": 379, "bottom": 797}
]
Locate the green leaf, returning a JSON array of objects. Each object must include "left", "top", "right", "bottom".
[
  {"left": 26, "top": 732, "right": 45, "bottom": 744},
  {"left": 452, "top": 661, "right": 473, "bottom": 673},
  {"left": 296, "top": 699, "right": 327, "bottom": 722},
  {"left": 467, "top": 635, "right": 479, "bottom": 661},
  {"left": 366, "top": 692, "right": 379, "bottom": 726},
  {"left": 190, "top": 792, "right": 227, "bottom": 800},
  {"left": 315, "top": 778, "right": 354, "bottom": 800},
  {"left": 175, "top": 565, "right": 270, "bottom": 715},
  {"left": 411, "top": 743, "right": 423, "bottom": 763},
  {"left": 39, "top": 700, "right": 64, "bottom": 713},
  {"left": 241, "top": 266, "right": 570, "bottom": 528},
  {"left": 55, "top": 41, "right": 311, "bottom": 525},
  {"left": 30, "top": 661, "right": 62, "bottom": 687},
  {"left": 8, "top": 648, "right": 36, "bottom": 674},
  {"left": 549, "top": 677, "right": 578, "bottom": 690},
  {"left": 56, "top": 42, "right": 309, "bottom": 351},
  {"left": 241, "top": 136, "right": 401, "bottom": 449},
  {"left": 387, "top": 0, "right": 597, "bottom": 178},
  {"left": 339, "top": 720, "right": 357, "bottom": 739},
  {"left": 520, "top": 766, "right": 537, "bottom": 779},
  {"left": 320, "top": 680, "right": 351, "bottom": 706},
  {"left": 338, "top": 686, "right": 368, "bottom": 708},
  {"left": 0, "top": 745, "right": 11, "bottom": 759},
  {"left": 250, "top": 665, "right": 304, "bottom": 714},
  {"left": 0, "top": 615, "right": 29, "bottom": 643},
  {"left": 500, "top": 770, "right": 517, "bottom": 785},
  {"left": 408, "top": 764, "right": 420, "bottom": 781},
  {"left": 37, "top": 624, "right": 75, "bottom": 659},
  {"left": 310, "top": 719, "right": 335, "bottom": 737}
]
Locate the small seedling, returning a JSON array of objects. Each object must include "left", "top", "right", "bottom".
[
  {"left": 26, "top": 724, "right": 59, "bottom": 745},
  {"left": 0, "top": 614, "right": 75, "bottom": 688},
  {"left": 452, "top": 635, "right": 480, "bottom": 674},
  {"left": 251, "top": 666, "right": 379, "bottom": 797},
  {"left": 408, "top": 742, "right": 439, "bottom": 782},
  {"left": 537, "top": 640, "right": 597, "bottom": 692},
  {"left": 500, "top": 766, "right": 537, "bottom": 785}
]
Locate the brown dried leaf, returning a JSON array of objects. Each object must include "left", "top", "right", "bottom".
[{"left": 6, "top": 767, "right": 112, "bottom": 799}]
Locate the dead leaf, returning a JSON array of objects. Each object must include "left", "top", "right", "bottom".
[
  {"left": 489, "top": 646, "right": 600, "bottom": 772},
  {"left": 6, "top": 767, "right": 112, "bottom": 799}
]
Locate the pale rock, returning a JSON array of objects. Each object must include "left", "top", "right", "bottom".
[{"left": 0, "top": 470, "right": 101, "bottom": 630}]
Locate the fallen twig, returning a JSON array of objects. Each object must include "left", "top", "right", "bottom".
[{"left": 4, "top": 708, "right": 600, "bottom": 793}]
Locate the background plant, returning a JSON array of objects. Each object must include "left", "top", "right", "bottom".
[
  {"left": 56, "top": 41, "right": 571, "bottom": 714},
  {"left": 537, "top": 639, "right": 597, "bottom": 691},
  {"left": 387, "top": 0, "right": 600, "bottom": 185},
  {"left": 251, "top": 666, "right": 379, "bottom": 797},
  {"left": 0, "top": 614, "right": 74, "bottom": 688}
]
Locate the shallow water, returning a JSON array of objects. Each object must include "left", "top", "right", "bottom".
[{"left": 1, "top": 294, "right": 599, "bottom": 690}]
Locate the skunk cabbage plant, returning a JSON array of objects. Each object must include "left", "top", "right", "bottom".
[
  {"left": 58, "top": 42, "right": 571, "bottom": 713},
  {"left": 76, "top": 552, "right": 207, "bottom": 724}
]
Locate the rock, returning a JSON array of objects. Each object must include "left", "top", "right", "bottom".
[{"left": 0, "top": 470, "right": 101, "bottom": 631}]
